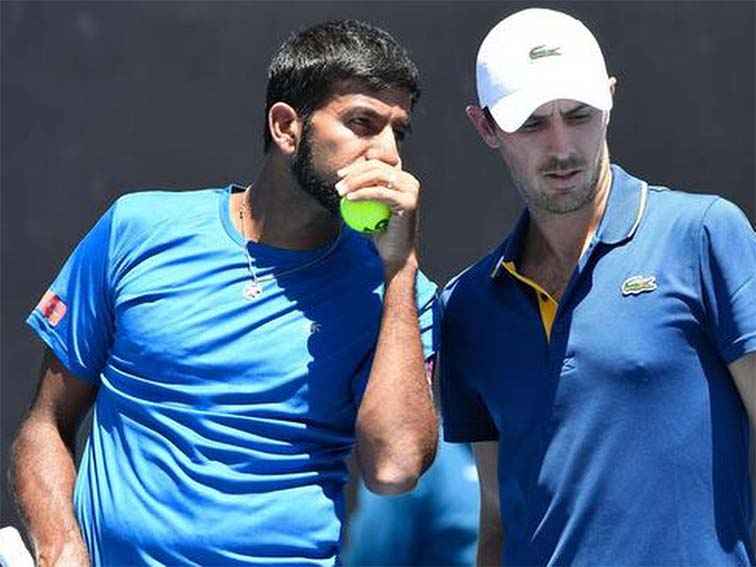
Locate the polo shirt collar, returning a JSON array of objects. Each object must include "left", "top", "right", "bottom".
[
  {"left": 595, "top": 164, "right": 648, "bottom": 245},
  {"left": 489, "top": 206, "right": 530, "bottom": 279},
  {"left": 490, "top": 164, "right": 648, "bottom": 280}
]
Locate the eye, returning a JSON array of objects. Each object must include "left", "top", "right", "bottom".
[
  {"left": 566, "top": 110, "right": 594, "bottom": 123},
  {"left": 347, "top": 116, "right": 372, "bottom": 133},
  {"left": 519, "top": 119, "right": 543, "bottom": 132},
  {"left": 393, "top": 128, "right": 407, "bottom": 142}
]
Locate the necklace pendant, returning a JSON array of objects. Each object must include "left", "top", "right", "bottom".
[{"left": 243, "top": 281, "right": 263, "bottom": 300}]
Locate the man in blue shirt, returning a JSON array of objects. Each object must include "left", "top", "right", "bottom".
[
  {"left": 441, "top": 8, "right": 756, "bottom": 566},
  {"left": 11, "top": 20, "right": 439, "bottom": 566}
]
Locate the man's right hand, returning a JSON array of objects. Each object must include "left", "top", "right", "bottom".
[{"left": 37, "top": 536, "right": 90, "bottom": 567}]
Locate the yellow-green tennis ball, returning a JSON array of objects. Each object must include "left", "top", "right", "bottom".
[{"left": 340, "top": 197, "right": 391, "bottom": 234}]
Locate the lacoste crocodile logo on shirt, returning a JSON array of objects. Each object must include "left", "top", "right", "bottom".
[
  {"left": 621, "top": 275, "right": 658, "bottom": 296},
  {"left": 529, "top": 45, "right": 562, "bottom": 60}
]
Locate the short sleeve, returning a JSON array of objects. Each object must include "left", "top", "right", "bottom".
[
  {"left": 698, "top": 198, "right": 756, "bottom": 364},
  {"left": 26, "top": 204, "right": 117, "bottom": 384},
  {"left": 439, "top": 285, "right": 499, "bottom": 443}
]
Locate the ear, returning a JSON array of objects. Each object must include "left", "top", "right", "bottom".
[
  {"left": 605, "top": 77, "right": 618, "bottom": 125},
  {"left": 466, "top": 105, "right": 501, "bottom": 149},
  {"left": 268, "top": 102, "right": 301, "bottom": 156}
]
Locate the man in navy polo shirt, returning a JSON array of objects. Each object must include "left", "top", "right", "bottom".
[{"left": 441, "top": 8, "right": 756, "bottom": 566}]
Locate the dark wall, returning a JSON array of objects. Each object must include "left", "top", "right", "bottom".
[{"left": 2, "top": 1, "right": 753, "bottom": 528}]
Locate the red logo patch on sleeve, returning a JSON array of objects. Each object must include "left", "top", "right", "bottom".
[{"left": 36, "top": 290, "right": 67, "bottom": 326}]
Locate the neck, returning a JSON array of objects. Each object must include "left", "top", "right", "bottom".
[
  {"left": 523, "top": 154, "right": 612, "bottom": 271},
  {"left": 234, "top": 154, "right": 341, "bottom": 250}
]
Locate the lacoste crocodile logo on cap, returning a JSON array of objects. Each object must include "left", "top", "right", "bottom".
[
  {"left": 621, "top": 275, "right": 658, "bottom": 296},
  {"left": 529, "top": 44, "right": 562, "bottom": 60}
]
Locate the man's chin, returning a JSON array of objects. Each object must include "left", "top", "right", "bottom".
[
  {"left": 304, "top": 184, "right": 341, "bottom": 216},
  {"left": 542, "top": 186, "right": 597, "bottom": 215}
]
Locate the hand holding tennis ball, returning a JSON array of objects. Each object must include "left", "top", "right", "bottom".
[
  {"left": 335, "top": 160, "right": 401, "bottom": 235},
  {"left": 335, "top": 158, "right": 419, "bottom": 268}
]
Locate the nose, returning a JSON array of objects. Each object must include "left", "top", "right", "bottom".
[
  {"left": 544, "top": 118, "right": 573, "bottom": 160},
  {"left": 365, "top": 126, "right": 401, "bottom": 167}
]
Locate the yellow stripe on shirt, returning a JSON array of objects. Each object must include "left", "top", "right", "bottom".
[{"left": 501, "top": 261, "right": 558, "bottom": 341}]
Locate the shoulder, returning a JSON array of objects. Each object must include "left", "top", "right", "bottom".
[
  {"left": 441, "top": 245, "right": 504, "bottom": 312},
  {"left": 112, "top": 187, "right": 223, "bottom": 225},
  {"left": 108, "top": 186, "right": 225, "bottom": 241},
  {"left": 100, "top": 186, "right": 227, "bottom": 269},
  {"left": 644, "top": 183, "right": 753, "bottom": 238},
  {"left": 645, "top": 181, "right": 739, "bottom": 224}
]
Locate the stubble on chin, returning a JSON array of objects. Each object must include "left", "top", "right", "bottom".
[{"left": 522, "top": 148, "right": 606, "bottom": 216}]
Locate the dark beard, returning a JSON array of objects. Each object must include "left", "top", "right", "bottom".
[{"left": 290, "top": 119, "right": 341, "bottom": 215}]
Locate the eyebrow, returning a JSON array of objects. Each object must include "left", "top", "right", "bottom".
[
  {"left": 529, "top": 103, "right": 594, "bottom": 120},
  {"left": 342, "top": 106, "right": 412, "bottom": 133},
  {"left": 562, "top": 103, "right": 593, "bottom": 116}
]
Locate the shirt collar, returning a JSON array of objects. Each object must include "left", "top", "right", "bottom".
[
  {"left": 489, "top": 207, "right": 530, "bottom": 279},
  {"left": 595, "top": 164, "right": 648, "bottom": 245},
  {"left": 490, "top": 164, "right": 648, "bottom": 280}
]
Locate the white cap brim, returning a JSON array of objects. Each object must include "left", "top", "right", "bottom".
[{"left": 488, "top": 77, "right": 613, "bottom": 133}]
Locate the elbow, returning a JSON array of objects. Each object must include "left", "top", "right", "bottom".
[
  {"left": 361, "top": 438, "right": 438, "bottom": 495},
  {"left": 363, "top": 464, "right": 421, "bottom": 495}
]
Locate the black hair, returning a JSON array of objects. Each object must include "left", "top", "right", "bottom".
[{"left": 263, "top": 19, "right": 420, "bottom": 151}]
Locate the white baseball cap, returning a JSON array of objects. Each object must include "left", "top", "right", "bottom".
[{"left": 476, "top": 8, "right": 613, "bottom": 133}]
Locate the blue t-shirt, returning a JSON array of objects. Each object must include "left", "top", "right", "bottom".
[
  {"left": 27, "top": 185, "right": 439, "bottom": 566},
  {"left": 441, "top": 165, "right": 756, "bottom": 566},
  {"left": 344, "top": 437, "right": 479, "bottom": 566}
]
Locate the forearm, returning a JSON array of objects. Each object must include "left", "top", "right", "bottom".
[
  {"left": 729, "top": 353, "right": 756, "bottom": 548},
  {"left": 477, "top": 520, "right": 504, "bottom": 566},
  {"left": 11, "top": 417, "right": 89, "bottom": 567},
  {"left": 473, "top": 442, "right": 504, "bottom": 566},
  {"left": 356, "top": 257, "right": 438, "bottom": 494},
  {"left": 750, "top": 421, "right": 756, "bottom": 550}
]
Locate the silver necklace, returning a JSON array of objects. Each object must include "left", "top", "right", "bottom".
[{"left": 238, "top": 188, "right": 343, "bottom": 301}]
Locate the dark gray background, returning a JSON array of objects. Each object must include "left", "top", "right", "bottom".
[{"left": 2, "top": 1, "right": 754, "bottom": 529}]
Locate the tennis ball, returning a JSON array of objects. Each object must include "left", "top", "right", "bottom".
[{"left": 340, "top": 197, "right": 391, "bottom": 234}]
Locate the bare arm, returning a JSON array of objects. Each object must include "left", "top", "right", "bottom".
[
  {"left": 355, "top": 258, "right": 437, "bottom": 494},
  {"left": 731, "top": 352, "right": 756, "bottom": 425},
  {"left": 730, "top": 351, "right": 756, "bottom": 548},
  {"left": 474, "top": 441, "right": 504, "bottom": 566},
  {"left": 10, "top": 348, "right": 98, "bottom": 567},
  {"left": 340, "top": 153, "right": 438, "bottom": 495}
]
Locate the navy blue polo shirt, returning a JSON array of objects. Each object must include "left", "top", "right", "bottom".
[{"left": 441, "top": 165, "right": 756, "bottom": 566}]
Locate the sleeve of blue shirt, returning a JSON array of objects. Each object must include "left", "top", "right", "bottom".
[
  {"left": 439, "top": 281, "right": 499, "bottom": 443},
  {"left": 698, "top": 198, "right": 756, "bottom": 363},
  {"left": 26, "top": 204, "right": 117, "bottom": 385}
]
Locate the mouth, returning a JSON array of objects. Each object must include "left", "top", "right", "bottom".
[{"left": 543, "top": 169, "right": 582, "bottom": 188}]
